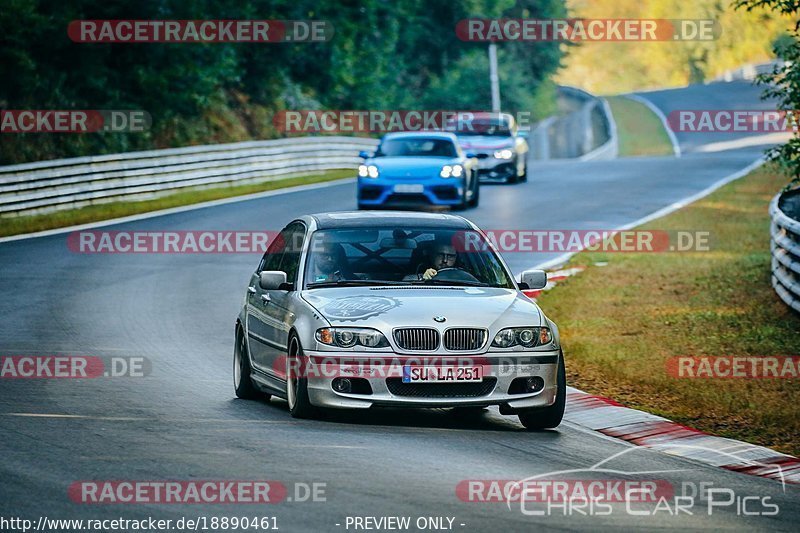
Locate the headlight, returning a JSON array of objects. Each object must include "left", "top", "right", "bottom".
[
  {"left": 494, "top": 149, "right": 514, "bottom": 160},
  {"left": 440, "top": 164, "right": 464, "bottom": 178},
  {"left": 316, "top": 327, "right": 389, "bottom": 349},
  {"left": 491, "top": 327, "right": 552, "bottom": 349},
  {"left": 359, "top": 165, "right": 379, "bottom": 178},
  {"left": 492, "top": 329, "right": 516, "bottom": 348}
]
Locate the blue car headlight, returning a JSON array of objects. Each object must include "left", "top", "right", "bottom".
[
  {"left": 440, "top": 164, "right": 464, "bottom": 178},
  {"left": 493, "top": 149, "right": 514, "bottom": 160},
  {"left": 358, "top": 165, "right": 379, "bottom": 178}
]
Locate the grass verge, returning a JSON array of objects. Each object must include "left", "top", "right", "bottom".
[
  {"left": 537, "top": 164, "right": 800, "bottom": 455},
  {"left": 606, "top": 95, "right": 674, "bottom": 157},
  {"left": 0, "top": 170, "right": 353, "bottom": 238}
]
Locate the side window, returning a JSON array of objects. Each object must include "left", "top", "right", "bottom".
[
  {"left": 257, "top": 230, "right": 287, "bottom": 273},
  {"left": 278, "top": 222, "right": 306, "bottom": 285}
]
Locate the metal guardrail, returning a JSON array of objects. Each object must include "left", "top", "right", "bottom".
[
  {"left": 530, "top": 86, "right": 618, "bottom": 161},
  {"left": 578, "top": 98, "right": 618, "bottom": 161},
  {"left": 770, "top": 191, "right": 800, "bottom": 313},
  {"left": 0, "top": 136, "right": 379, "bottom": 217},
  {"left": 1, "top": 86, "right": 618, "bottom": 218},
  {"left": 712, "top": 60, "right": 789, "bottom": 83}
]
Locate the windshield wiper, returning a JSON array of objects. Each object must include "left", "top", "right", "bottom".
[
  {"left": 410, "top": 279, "right": 491, "bottom": 287},
  {"left": 306, "top": 280, "right": 409, "bottom": 289}
]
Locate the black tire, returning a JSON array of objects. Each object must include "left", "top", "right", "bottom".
[
  {"left": 518, "top": 351, "right": 566, "bottom": 430},
  {"left": 234, "top": 327, "right": 267, "bottom": 400},
  {"left": 286, "top": 334, "right": 318, "bottom": 419}
]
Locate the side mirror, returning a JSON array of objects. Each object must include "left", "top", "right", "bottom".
[
  {"left": 358, "top": 150, "right": 370, "bottom": 159},
  {"left": 520, "top": 269, "right": 547, "bottom": 290},
  {"left": 465, "top": 152, "right": 477, "bottom": 159},
  {"left": 259, "top": 271, "right": 288, "bottom": 290}
]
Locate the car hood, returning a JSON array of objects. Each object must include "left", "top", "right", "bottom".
[
  {"left": 301, "top": 286, "right": 542, "bottom": 331},
  {"left": 369, "top": 156, "right": 458, "bottom": 177},
  {"left": 457, "top": 136, "right": 514, "bottom": 150}
]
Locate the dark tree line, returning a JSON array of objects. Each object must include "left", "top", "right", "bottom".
[{"left": 0, "top": 0, "right": 565, "bottom": 164}]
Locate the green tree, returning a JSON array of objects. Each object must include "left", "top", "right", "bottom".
[
  {"left": 0, "top": 0, "right": 566, "bottom": 164},
  {"left": 736, "top": 0, "right": 800, "bottom": 187}
]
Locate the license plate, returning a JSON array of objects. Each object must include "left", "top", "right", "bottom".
[
  {"left": 402, "top": 365, "right": 483, "bottom": 383},
  {"left": 393, "top": 184, "right": 424, "bottom": 193}
]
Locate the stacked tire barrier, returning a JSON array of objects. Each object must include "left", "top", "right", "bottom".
[
  {"left": 770, "top": 190, "right": 800, "bottom": 313},
  {"left": 0, "top": 136, "right": 379, "bottom": 217}
]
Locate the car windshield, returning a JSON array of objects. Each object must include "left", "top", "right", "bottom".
[
  {"left": 375, "top": 138, "right": 458, "bottom": 158},
  {"left": 451, "top": 120, "right": 512, "bottom": 137},
  {"left": 303, "top": 227, "right": 514, "bottom": 289}
]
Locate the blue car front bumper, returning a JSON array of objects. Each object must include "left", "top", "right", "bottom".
[{"left": 357, "top": 176, "right": 466, "bottom": 207}]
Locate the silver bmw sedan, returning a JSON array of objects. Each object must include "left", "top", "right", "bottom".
[{"left": 234, "top": 211, "right": 565, "bottom": 429}]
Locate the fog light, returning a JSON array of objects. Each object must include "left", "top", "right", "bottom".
[
  {"left": 525, "top": 376, "right": 545, "bottom": 393},
  {"left": 332, "top": 378, "right": 352, "bottom": 393}
]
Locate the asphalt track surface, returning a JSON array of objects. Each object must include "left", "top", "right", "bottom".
[{"left": 1, "top": 81, "right": 797, "bottom": 531}]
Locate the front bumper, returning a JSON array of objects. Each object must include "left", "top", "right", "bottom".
[
  {"left": 475, "top": 154, "right": 517, "bottom": 182},
  {"left": 302, "top": 350, "right": 560, "bottom": 410},
  {"left": 358, "top": 176, "right": 465, "bottom": 207}
]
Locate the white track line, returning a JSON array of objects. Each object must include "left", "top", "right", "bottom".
[
  {"left": 624, "top": 93, "right": 682, "bottom": 158},
  {"left": 0, "top": 177, "right": 356, "bottom": 244}
]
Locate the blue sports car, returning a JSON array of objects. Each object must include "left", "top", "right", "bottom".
[{"left": 357, "top": 132, "right": 480, "bottom": 210}]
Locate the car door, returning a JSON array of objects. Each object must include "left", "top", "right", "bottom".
[
  {"left": 246, "top": 228, "right": 287, "bottom": 373},
  {"left": 249, "top": 222, "right": 306, "bottom": 377}
]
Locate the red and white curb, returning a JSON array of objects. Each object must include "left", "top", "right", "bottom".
[
  {"left": 522, "top": 266, "right": 585, "bottom": 300},
  {"left": 523, "top": 265, "right": 799, "bottom": 486},
  {"left": 565, "top": 388, "right": 800, "bottom": 486}
]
